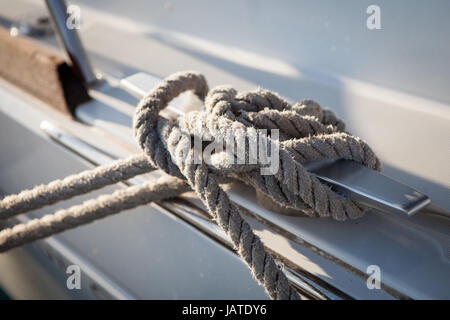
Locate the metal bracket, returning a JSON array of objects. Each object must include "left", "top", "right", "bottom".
[{"left": 304, "top": 159, "right": 430, "bottom": 216}]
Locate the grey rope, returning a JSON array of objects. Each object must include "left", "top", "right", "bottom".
[
  {"left": 0, "top": 176, "right": 189, "bottom": 251},
  {"left": 0, "top": 71, "right": 380, "bottom": 300},
  {"left": 176, "top": 84, "right": 380, "bottom": 220},
  {"left": 0, "top": 154, "right": 153, "bottom": 219}
]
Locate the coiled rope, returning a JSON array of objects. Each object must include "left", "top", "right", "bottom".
[{"left": 0, "top": 71, "right": 380, "bottom": 299}]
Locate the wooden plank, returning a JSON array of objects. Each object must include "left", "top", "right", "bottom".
[{"left": 0, "top": 27, "right": 90, "bottom": 116}]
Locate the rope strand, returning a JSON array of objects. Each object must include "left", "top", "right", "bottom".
[
  {"left": 0, "top": 154, "right": 153, "bottom": 219},
  {"left": 0, "top": 176, "right": 188, "bottom": 251}
]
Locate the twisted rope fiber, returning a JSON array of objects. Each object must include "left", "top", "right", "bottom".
[
  {"left": 0, "top": 154, "right": 154, "bottom": 219},
  {"left": 0, "top": 71, "right": 380, "bottom": 300},
  {"left": 0, "top": 176, "right": 189, "bottom": 251}
]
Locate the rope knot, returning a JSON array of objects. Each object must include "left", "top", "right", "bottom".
[{"left": 134, "top": 71, "right": 381, "bottom": 222}]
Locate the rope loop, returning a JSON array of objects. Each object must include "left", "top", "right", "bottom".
[{"left": 134, "top": 71, "right": 381, "bottom": 222}]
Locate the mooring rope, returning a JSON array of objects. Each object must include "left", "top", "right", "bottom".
[{"left": 0, "top": 71, "right": 380, "bottom": 300}]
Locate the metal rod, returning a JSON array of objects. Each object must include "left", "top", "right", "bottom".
[{"left": 44, "top": 0, "right": 98, "bottom": 86}]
